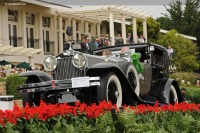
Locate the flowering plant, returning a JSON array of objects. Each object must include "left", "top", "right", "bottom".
[
  {"left": 4, "top": 64, "right": 11, "bottom": 70},
  {"left": 0, "top": 101, "right": 200, "bottom": 132}
]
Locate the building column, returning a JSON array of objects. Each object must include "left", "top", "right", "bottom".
[
  {"left": 91, "top": 23, "right": 96, "bottom": 37},
  {"left": 37, "top": 13, "right": 44, "bottom": 54},
  {"left": 77, "top": 21, "right": 81, "bottom": 41},
  {"left": 143, "top": 19, "right": 148, "bottom": 42},
  {"left": 28, "top": 56, "right": 34, "bottom": 66},
  {"left": 121, "top": 14, "right": 126, "bottom": 44},
  {"left": 109, "top": 12, "right": 115, "bottom": 46},
  {"left": 2, "top": 7, "right": 9, "bottom": 46},
  {"left": 85, "top": 21, "right": 89, "bottom": 33},
  {"left": 64, "top": 18, "right": 67, "bottom": 41},
  {"left": 58, "top": 15, "right": 63, "bottom": 53},
  {"left": 80, "top": 20, "right": 84, "bottom": 34},
  {"left": 0, "top": 6, "right": 3, "bottom": 45},
  {"left": 66, "top": 18, "right": 71, "bottom": 41},
  {"left": 72, "top": 19, "right": 76, "bottom": 41},
  {"left": 21, "top": 10, "right": 26, "bottom": 48},
  {"left": 97, "top": 23, "right": 101, "bottom": 37},
  {"left": 53, "top": 15, "right": 58, "bottom": 55},
  {"left": 132, "top": 17, "right": 137, "bottom": 43}
]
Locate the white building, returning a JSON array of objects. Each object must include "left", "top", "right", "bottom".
[{"left": 0, "top": 0, "right": 150, "bottom": 65}]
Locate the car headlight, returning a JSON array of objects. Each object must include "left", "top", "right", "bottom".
[
  {"left": 72, "top": 52, "right": 86, "bottom": 68},
  {"left": 44, "top": 56, "right": 57, "bottom": 71}
]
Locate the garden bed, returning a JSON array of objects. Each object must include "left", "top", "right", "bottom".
[{"left": 1, "top": 101, "right": 200, "bottom": 132}]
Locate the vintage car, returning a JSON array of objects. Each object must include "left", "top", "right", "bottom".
[{"left": 17, "top": 43, "right": 183, "bottom": 107}]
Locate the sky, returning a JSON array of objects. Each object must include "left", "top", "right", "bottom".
[
  {"left": 40, "top": 0, "right": 186, "bottom": 18},
  {"left": 129, "top": 6, "right": 167, "bottom": 19}
]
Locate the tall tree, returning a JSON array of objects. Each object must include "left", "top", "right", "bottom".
[
  {"left": 164, "top": 0, "right": 184, "bottom": 33},
  {"left": 158, "top": 0, "right": 200, "bottom": 44},
  {"left": 156, "top": 17, "right": 172, "bottom": 30}
]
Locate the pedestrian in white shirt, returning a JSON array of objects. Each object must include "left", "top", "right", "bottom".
[{"left": 167, "top": 46, "right": 174, "bottom": 59}]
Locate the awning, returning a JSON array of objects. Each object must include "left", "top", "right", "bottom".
[
  {"left": 0, "top": 60, "right": 15, "bottom": 66},
  {"left": 0, "top": 46, "right": 43, "bottom": 57},
  {"left": 16, "top": 61, "right": 30, "bottom": 68}
]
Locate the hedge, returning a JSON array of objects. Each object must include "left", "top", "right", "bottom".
[
  {"left": 4, "top": 74, "right": 27, "bottom": 100},
  {"left": 169, "top": 72, "right": 198, "bottom": 85}
]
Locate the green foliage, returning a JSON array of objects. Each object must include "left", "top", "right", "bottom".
[
  {"left": 156, "top": 17, "right": 172, "bottom": 31},
  {"left": 156, "top": 29, "right": 199, "bottom": 72},
  {"left": 5, "top": 74, "right": 27, "bottom": 100},
  {"left": 169, "top": 72, "right": 198, "bottom": 85},
  {"left": 127, "top": 17, "right": 160, "bottom": 42},
  {"left": 180, "top": 86, "right": 200, "bottom": 104},
  {"left": 2, "top": 109, "right": 200, "bottom": 132},
  {"left": 0, "top": 77, "right": 6, "bottom": 82},
  {"left": 158, "top": 0, "right": 200, "bottom": 45}
]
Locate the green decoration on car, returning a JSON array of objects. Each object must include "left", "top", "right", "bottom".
[{"left": 131, "top": 53, "right": 143, "bottom": 74}]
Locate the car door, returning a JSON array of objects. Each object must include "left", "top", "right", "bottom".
[{"left": 151, "top": 47, "right": 168, "bottom": 82}]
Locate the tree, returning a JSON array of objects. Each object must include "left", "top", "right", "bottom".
[
  {"left": 127, "top": 17, "right": 160, "bottom": 42},
  {"left": 157, "top": 0, "right": 200, "bottom": 44},
  {"left": 156, "top": 17, "right": 172, "bottom": 30},
  {"left": 157, "top": 29, "right": 199, "bottom": 72}
]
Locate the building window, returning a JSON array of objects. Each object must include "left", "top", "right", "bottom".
[
  {"left": 62, "top": 19, "right": 65, "bottom": 30},
  {"left": 89, "top": 25, "right": 91, "bottom": 33},
  {"left": 100, "top": 26, "right": 102, "bottom": 34},
  {"left": 76, "top": 22, "right": 79, "bottom": 31},
  {"left": 26, "top": 13, "right": 35, "bottom": 25},
  {"left": 8, "top": 9, "right": 18, "bottom": 22},
  {"left": 42, "top": 16, "right": 50, "bottom": 28}
]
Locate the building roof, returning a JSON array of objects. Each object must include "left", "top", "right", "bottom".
[
  {"left": 60, "top": 5, "right": 152, "bottom": 23},
  {"left": 160, "top": 29, "right": 197, "bottom": 41},
  {"left": 20, "top": 0, "right": 72, "bottom": 11}
]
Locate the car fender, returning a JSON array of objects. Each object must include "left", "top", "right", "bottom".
[
  {"left": 86, "top": 62, "right": 143, "bottom": 105},
  {"left": 19, "top": 70, "right": 52, "bottom": 82},
  {"left": 164, "top": 79, "right": 183, "bottom": 103},
  {"left": 148, "top": 78, "right": 183, "bottom": 103}
]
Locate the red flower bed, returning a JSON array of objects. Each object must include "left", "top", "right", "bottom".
[{"left": 0, "top": 101, "right": 200, "bottom": 126}]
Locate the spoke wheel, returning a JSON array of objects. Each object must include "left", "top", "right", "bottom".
[{"left": 97, "top": 72, "right": 122, "bottom": 107}]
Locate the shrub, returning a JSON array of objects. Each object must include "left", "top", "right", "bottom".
[
  {"left": 0, "top": 78, "right": 6, "bottom": 82},
  {"left": 5, "top": 74, "right": 27, "bottom": 100},
  {"left": 170, "top": 72, "right": 197, "bottom": 85}
]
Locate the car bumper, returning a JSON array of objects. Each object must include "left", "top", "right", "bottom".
[{"left": 17, "top": 77, "right": 100, "bottom": 93}]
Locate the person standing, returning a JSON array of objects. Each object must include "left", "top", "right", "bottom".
[
  {"left": 94, "top": 38, "right": 99, "bottom": 49},
  {"left": 167, "top": 46, "right": 174, "bottom": 59},
  {"left": 115, "top": 34, "right": 123, "bottom": 45},
  {"left": 127, "top": 33, "right": 133, "bottom": 44},
  {"left": 80, "top": 38, "right": 88, "bottom": 53},
  {"left": 103, "top": 38, "right": 111, "bottom": 47}
]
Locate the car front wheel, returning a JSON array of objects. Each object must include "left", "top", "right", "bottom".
[{"left": 97, "top": 72, "right": 122, "bottom": 107}]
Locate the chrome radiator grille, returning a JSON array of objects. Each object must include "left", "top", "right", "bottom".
[{"left": 52, "top": 57, "right": 83, "bottom": 80}]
